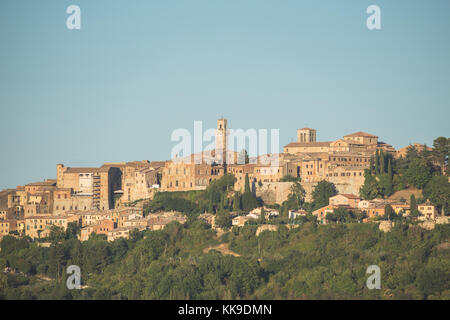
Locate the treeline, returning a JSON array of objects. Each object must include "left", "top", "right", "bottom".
[{"left": 1, "top": 218, "right": 449, "bottom": 299}]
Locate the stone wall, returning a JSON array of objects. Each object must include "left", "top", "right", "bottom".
[
  {"left": 256, "top": 180, "right": 362, "bottom": 205},
  {"left": 255, "top": 182, "right": 293, "bottom": 205}
]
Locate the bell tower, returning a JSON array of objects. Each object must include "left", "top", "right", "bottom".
[
  {"left": 297, "top": 128, "right": 317, "bottom": 143},
  {"left": 215, "top": 118, "right": 228, "bottom": 165}
]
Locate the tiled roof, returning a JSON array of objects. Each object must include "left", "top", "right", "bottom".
[
  {"left": 344, "top": 131, "right": 378, "bottom": 138},
  {"left": 284, "top": 141, "right": 332, "bottom": 148},
  {"left": 65, "top": 168, "right": 100, "bottom": 174}
]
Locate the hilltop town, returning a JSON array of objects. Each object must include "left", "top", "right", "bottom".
[{"left": 0, "top": 119, "right": 449, "bottom": 242}]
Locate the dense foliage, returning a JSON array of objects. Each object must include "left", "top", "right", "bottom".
[
  {"left": 360, "top": 137, "right": 449, "bottom": 215},
  {"left": 1, "top": 219, "right": 449, "bottom": 300}
]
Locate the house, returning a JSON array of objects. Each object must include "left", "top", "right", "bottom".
[
  {"left": 24, "top": 214, "right": 80, "bottom": 239},
  {"left": 365, "top": 205, "right": 386, "bottom": 219},
  {"left": 329, "top": 194, "right": 360, "bottom": 208},
  {"left": 199, "top": 213, "right": 215, "bottom": 227},
  {"left": 107, "top": 226, "right": 146, "bottom": 241},
  {"left": 232, "top": 214, "right": 258, "bottom": 227},
  {"left": 418, "top": 201, "right": 436, "bottom": 220},
  {"left": 391, "top": 203, "right": 410, "bottom": 216},
  {"left": 80, "top": 219, "right": 115, "bottom": 241},
  {"left": 0, "top": 220, "right": 17, "bottom": 237},
  {"left": 288, "top": 209, "right": 308, "bottom": 220},
  {"left": 312, "top": 205, "right": 336, "bottom": 223}
]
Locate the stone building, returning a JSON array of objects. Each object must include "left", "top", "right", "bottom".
[
  {"left": 56, "top": 163, "right": 122, "bottom": 211},
  {"left": 161, "top": 153, "right": 225, "bottom": 192},
  {"left": 24, "top": 214, "right": 80, "bottom": 239},
  {"left": 121, "top": 161, "right": 165, "bottom": 203},
  {"left": 80, "top": 219, "right": 115, "bottom": 241},
  {"left": 0, "top": 220, "right": 17, "bottom": 237}
]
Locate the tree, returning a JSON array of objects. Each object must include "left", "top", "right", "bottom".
[
  {"left": 326, "top": 207, "right": 354, "bottom": 223},
  {"left": 406, "top": 145, "right": 420, "bottom": 162},
  {"left": 423, "top": 175, "right": 450, "bottom": 216},
  {"left": 404, "top": 158, "right": 432, "bottom": 189},
  {"left": 374, "top": 150, "right": 380, "bottom": 174},
  {"left": 280, "top": 176, "right": 301, "bottom": 182},
  {"left": 416, "top": 267, "right": 449, "bottom": 298},
  {"left": 244, "top": 173, "right": 251, "bottom": 194},
  {"left": 409, "top": 194, "right": 420, "bottom": 217},
  {"left": 386, "top": 166, "right": 394, "bottom": 196},
  {"left": 379, "top": 150, "right": 385, "bottom": 174},
  {"left": 215, "top": 211, "right": 232, "bottom": 229},
  {"left": 48, "top": 226, "right": 66, "bottom": 244},
  {"left": 242, "top": 192, "right": 258, "bottom": 212},
  {"left": 242, "top": 174, "right": 258, "bottom": 212},
  {"left": 289, "top": 182, "right": 306, "bottom": 209},
  {"left": 432, "top": 137, "right": 449, "bottom": 175},
  {"left": 258, "top": 208, "right": 266, "bottom": 224},
  {"left": 232, "top": 192, "right": 241, "bottom": 212},
  {"left": 312, "top": 180, "right": 337, "bottom": 209},
  {"left": 360, "top": 170, "right": 381, "bottom": 200},
  {"left": 65, "top": 222, "right": 80, "bottom": 240},
  {"left": 383, "top": 204, "right": 396, "bottom": 221}
]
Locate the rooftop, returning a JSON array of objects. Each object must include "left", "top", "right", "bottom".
[{"left": 344, "top": 131, "right": 378, "bottom": 138}]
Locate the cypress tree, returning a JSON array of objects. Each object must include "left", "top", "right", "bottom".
[
  {"left": 388, "top": 159, "right": 393, "bottom": 178},
  {"left": 410, "top": 194, "right": 418, "bottom": 217},
  {"left": 369, "top": 156, "right": 375, "bottom": 174},
  {"left": 244, "top": 173, "right": 251, "bottom": 193},
  {"left": 233, "top": 192, "right": 241, "bottom": 211},
  {"left": 242, "top": 174, "right": 257, "bottom": 211},
  {"left": 375, "top": 150, "right": 380, "bottom": 175},
  {"left": 380, "top": 150, "right": 385, "bottom": 174},
  {"left": 386, "top": 159, "right": 393, "bottom": 196}
]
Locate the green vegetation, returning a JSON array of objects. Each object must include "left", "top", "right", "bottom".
[
  {"left": 311, "top": 180, "right": 337, "bottom": 210},
  {"left": 145, "top": 174, "right": 237, "bottom": 216},
  {"left": 1, "top": 219, "right": 449, "bottom": 300},
  {"left": 280, "top": 176, "right": 302, "bottom": 182},
  {"left": 360, "top": 137, "right": 449, "bottom": 213}
]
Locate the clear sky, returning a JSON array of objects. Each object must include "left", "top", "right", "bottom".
[{"left": 0, "top": 0, "right": 449, "bottom": 190}]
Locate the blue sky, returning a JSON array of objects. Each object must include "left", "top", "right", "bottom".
[{"left": 0, "top": 0, "right": 449, "bottom": 189}]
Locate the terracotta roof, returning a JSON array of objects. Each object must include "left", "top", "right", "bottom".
[
  {"left": 149, "top": 161, "right": 167, "bottom": 168},
  {"left": 340, "top": 194, "right": 360, "bottom": 199},
  {"left": 344, "top": 131, "right": 378, "bottom": 138},
  {"left": 125, "top": 161, "right": 150, "bottom": 168},
  {"left": 298, "top": 128, "right": 316, "bottom": 131},
  {"left": 65, "top": 168, "right": 100, "bottom": 174},
  {"left": 284, "top": 141, "right": 331, "bottom": 148},
  {"left": 26, "top": 181, "right": 56, "bottom": 187}
]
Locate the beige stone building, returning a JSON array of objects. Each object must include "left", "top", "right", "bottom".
[
  {"left": 24, "top": 214, "right": 80, "bottom": 239},
  {"left": 121, "top": 160, "right": 165, "bottom": 203},
  {"left": 80, "top": 219, "right": 115, "bottom": 241},
  {"left": 107, "top": 226, "right": 146, "bottom": 241},
  {"left": 329, "top": 194, "right": 360, "bottom": 208},
  {"left": 56, "top": 163, "right": 122, "bottom": 211},
  {"left": 0, "top": 220, "right": 17, "bottom": 237},
  {"left": 418, "top": 201, "right": 436, "bottom": 220}
]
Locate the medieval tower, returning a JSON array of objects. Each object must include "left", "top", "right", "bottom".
[
  {"left": 215, "top": 118, "right": 228, "bottom": 165},
  {"left": 297, "top": 128, "right": 317, "bottom": 143}
]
